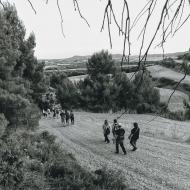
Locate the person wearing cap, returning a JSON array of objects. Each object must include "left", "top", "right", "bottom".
[
  {"left": 115, "top": 123, "right": 126, "bottom": 155},
  {"left": 128, "top": 122, "right": 140, "bottom": 151},
  {"left": 102, "top": 120, "right": 110, "bottom": 143}
]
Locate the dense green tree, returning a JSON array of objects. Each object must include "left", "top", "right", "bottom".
[
  {"left": 78, "top": 74, "right": 113, "bottom": 112},
  {"left": 133, "top": 71, "right": 160, "bottom": 113},
  {"left": 112, "top": 72, "right": 135, "bottom": 111},
  {"left": 86, "top": 50, "right": 115, "bottom": 78},
  {"left": 50, "top": 72, "right": 67, "bottom": 89},
  {"left": 0, "top": 4, "right": 25, "bottom": 80},
  {"left": 0, "top": 4, "right": 43, "bottom": 128},
  {"left": 50, "top": 73, "right": 79, "bottom": 109}
]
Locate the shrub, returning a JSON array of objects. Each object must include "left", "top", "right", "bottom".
[
  {"left": 133, "top": 71, "right": 160, "bottom": 110},
  {"left": 162, "top": 110, "right": 185, "bottom": 121},
  {"left": 94, "top": 168, "right": 127, "bottom": 190}
]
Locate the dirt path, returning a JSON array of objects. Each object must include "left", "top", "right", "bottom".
[{"left": 39, "top": 112, "right": 190, "bottom": 190}]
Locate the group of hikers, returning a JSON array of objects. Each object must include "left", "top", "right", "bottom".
[
  {"left": 102, "top": 119, "right": 140, "bottom": 155},
  {"left": 42, "top": 108, "right": 75, "bottom": 126},
  {"left": 43, "top": 108, "right": 139, "bottom": 154},
  {"left": 60, "top": 110, "right": 75, "bottom": 126}
]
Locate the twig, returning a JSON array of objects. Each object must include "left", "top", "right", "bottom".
[
  {"left": 107, "top": 11, "right": 112, "bottom": 48},
  {"left": 0, "top": 0, "right": 5, "bottom": 9},
  {"left": 56, "top": 0, "right": 65, "bottom": 38},
  {"left": 27, "top": 0, "right": 36, "bottom": 14},
  {"left": 73, "top": 0, "right": 90, "bottom": 27}
]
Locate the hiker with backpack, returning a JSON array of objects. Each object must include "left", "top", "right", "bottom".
[
  {"left": 115, "top": 123, "right": 126, "bottom": 155},
  {"left": 128, "top": 122, "right": 140, "bottom": 151},
  {"left": 115, "top": 124, "right": 127, "bottom": 155},
  {"left": 112, "top": 119, "right": 120, "bottom": 144},
  {"left": 102, "top": 120, "right": 110, "bottom": 143}
]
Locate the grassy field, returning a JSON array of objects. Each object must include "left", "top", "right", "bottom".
[
  {"left": 156, "top": 87, "right": 189, "bottom": 112},
  {"left": 147, "top": 65, "right": 190, "bottom": 85},
  {"left": 40, "top": 112, "right": 190, "bottom": 190}
]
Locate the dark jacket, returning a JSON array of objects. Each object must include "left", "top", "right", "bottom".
[
  {"left": 115, "top": 128, "right": 125, "bottom": 141},
  {"left": 131, "top": 127, "right": 140, "bottom": 140}
]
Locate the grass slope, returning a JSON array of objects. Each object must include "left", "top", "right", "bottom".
[{"left": 40, "top": 112, "right": 190, "bottom": 190}]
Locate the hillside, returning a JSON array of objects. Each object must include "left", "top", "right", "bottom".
[
  {"left": 40, "top": 112, "right": 190, "bottom": 190},
  {"left": 41, "top": 52, "right": 186, "bottom": 71}
]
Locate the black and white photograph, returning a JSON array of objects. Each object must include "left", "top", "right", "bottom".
[{"left": 0, "top": 0, "right": 190, "bottom": 189}]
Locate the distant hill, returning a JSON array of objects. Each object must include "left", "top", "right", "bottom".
[{"left": 41, "top": 51, "right": 187, "bottom": 70}]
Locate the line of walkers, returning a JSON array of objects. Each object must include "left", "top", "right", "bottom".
[
  {"left": 42, "top": 108, "right": 60, "bottom": 119},
  {"left": 60, "top": 110, "right": 75, "bottom": 126},
  {"left": 102, "top": 119, "right": 140, "bottom": 155}
]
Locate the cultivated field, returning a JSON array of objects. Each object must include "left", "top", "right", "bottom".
[
  {"left": 68, "top": 73, "right": 136, "bottom": 83},
  {"left": 40, "top": 112, "right": 190, "bottom": 190},
  {"left": 156, "top": 87, "right": 189, "bottom": 112},
  {"left": 147, "top": 65, "right": 190, "bottom": 84}
]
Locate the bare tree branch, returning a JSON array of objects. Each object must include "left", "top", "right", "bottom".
[
  {"left": 73, "top": 0, "right": 90, "bottom": 27},
  {"left": 27, "top": 0, "right": 36, "bottom": 14},
  {"left": 0, "top": 0, "right": 5, "bottom": 9},
  {"left": 107, "top": 11, "right": 112, "bottom": 48},
  {"left": 130, "top": 0, "right": 152, "bottom": 31},
  {"left": 56, "top": 0, "right": 65, "bottom": 38},
  {"left": 121, "top": 0, "right": 131, "bottom": 68},
  {"left": 173, "top": 13, "right": 190, "bottom": 35}
]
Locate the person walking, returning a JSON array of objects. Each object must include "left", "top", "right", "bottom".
[
  {"left": 70, "top": 110, "right": 74, "bottom": 125},
  {"left": 128, "top": 122, "right": 140, "bottom": 151},
  {"left": 112, "top": 119, "right": 119, "bottom": 144},
  {"left": 65, "top": 110, "right": 70, "bottom": 125},
  {"left": 42, "top": 109, "right": 47, "bottom": 118},
  {"left": 60, "top": 110, "right": 66, "bottom": 126},
  {"left": 102, "top": 120, "right": 110, "bottom": 143},
  {"left": 53, "top": 108, "right": 56, "bottom": 119},
  {"left": 56, "top": 109, "right": 59, "bottom": 119},
  {"left": 115, "top": 124, "right": 126, "bottom": 155}
]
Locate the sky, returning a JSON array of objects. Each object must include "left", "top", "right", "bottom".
[{"left": 6, "top": 0, "right": 190, "bottom": 59}]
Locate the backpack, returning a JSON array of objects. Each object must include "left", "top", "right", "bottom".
[
  {"left": 70, "top": 112, "right": 74, "bottom": 119},
  {"left": 116, "top": 128, "right": 125, "bottom": 141},
  {"left": 106, "top": 127, "right": 110, "bottom": 135}
]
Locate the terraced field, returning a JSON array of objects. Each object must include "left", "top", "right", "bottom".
[{"left": 40, "top": 112, "right": 190, "bottom": 190}]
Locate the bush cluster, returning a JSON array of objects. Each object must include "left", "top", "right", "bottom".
[
  {"left": 54, "top": 51, "right": 161, "bottom": 113},
  {"left": 0, "top": 130, "right": 129, "bottom": 190}
]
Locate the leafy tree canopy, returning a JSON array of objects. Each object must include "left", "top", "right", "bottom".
[{"left": 86, "top": 50, "right": 115, "bottom": 78}]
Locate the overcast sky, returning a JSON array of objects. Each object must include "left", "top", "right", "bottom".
[{"left": 7, "top": 0, "right": 190, "bottom": 59}]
